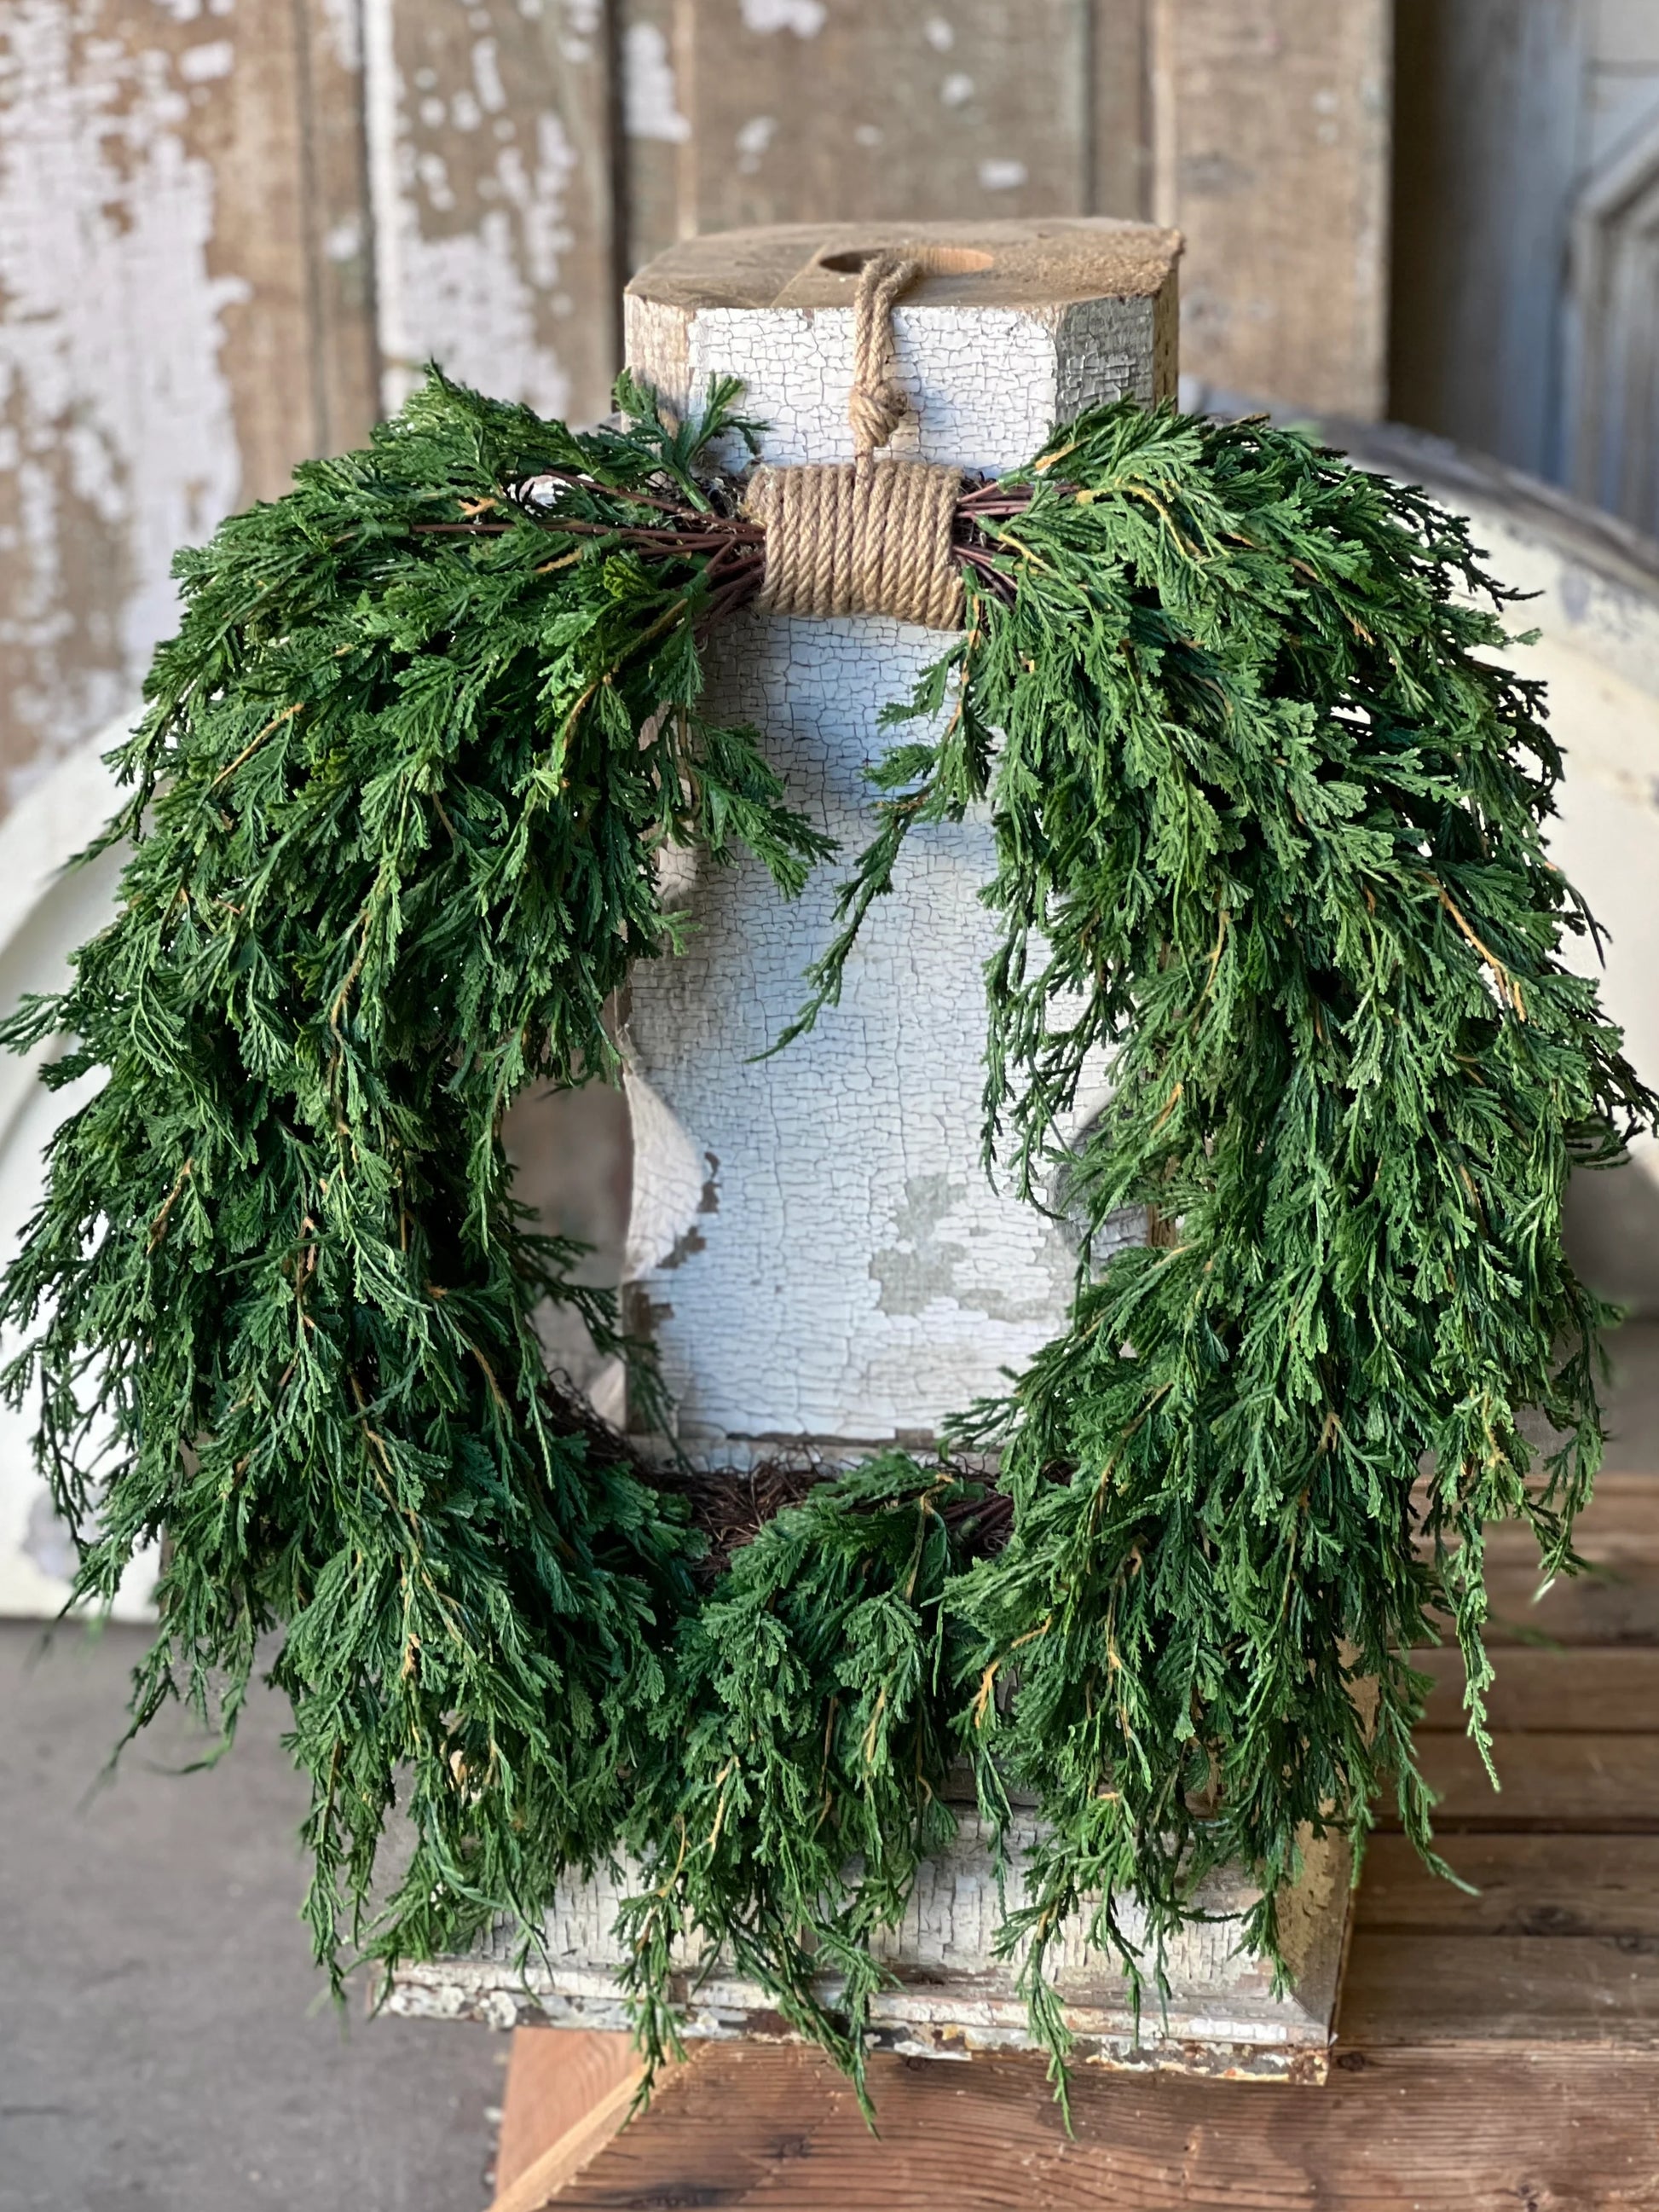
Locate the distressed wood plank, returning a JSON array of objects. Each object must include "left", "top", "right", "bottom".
[
  {"left": 1423, "top": 1471, "right": 1659, "bottom": 1646},
  {"left": 1390, "top": 0, "right": 1587, "bottom": 485},
  {"left": 616, "top": 0, "right": 687, "bottom": 277},
  {"left": 1480, "top": 1472, "right": 1659, "bottom": 1555},
  {"left": 364, "top": 0, "right": 619, "bottom": 425},
  {"left": 294, "top": 0, "right": 380, "bottom": 455},
  {"left": 676, "top": 1, "right": 1092, "bottom": 237},
  {"left": 0, "top": 1, "right": 321, "bottom": 802},
  {"left": 1377, "top": 1732, "right": 1659, "bottom": 1832},
  {"left": 391, "top": 1809, "right": 1350, "bottom": 2076},
  {"left": 1359, "top": 1833, "right": 1659, "bottom": 1937},
  {"left": 1150, "top": 0, "right": 1391, "bottom": 414},
  {"left": 490, "top": 2066, "right": 644, "bottom": 2212},
  {"left": 1088, "top": 0, "right": 1152, "bottom": 221},
  {"left": 492, "top": 2030, "right": 640, "bottom": 2211},
  {"left": 549, "top": 2042, "right": 1659, "bottom": 2210},
  {"left": 1343, "top": 1932, "right": 1659, "bottom": 2044},
  {"left": 1465, "top": 1561, "right": 1659, "bottom": 1646},
  {"left": 1415, "top": 1645, "right": 1659, "bottom": 1731}
]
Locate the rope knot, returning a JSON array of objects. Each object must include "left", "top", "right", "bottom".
[
  {"left": 742, "top": 248, "right": 963, "bottom": 630},
  {"left": 848, "top": 249, "right": 922, "bottom": 456}
]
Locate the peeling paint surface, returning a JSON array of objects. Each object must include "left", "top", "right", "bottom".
[
  {"left": 0, "top": 2, "right": 248, "bottom": 800},
  {"left": 364, "top": 0, "right": 608, "bottom": 421},
  {"left": 624, "top": 19, "right": 690, "bottom": 143},
  {"left": 623, "top": 294, "right": 1156, "bottom": 1463},
  {"left": 388, "top": 1819, "right": 1352, "bottom": 2058},
  {"left": 739, "top": 0, "right": 827, "bottom": 37}
]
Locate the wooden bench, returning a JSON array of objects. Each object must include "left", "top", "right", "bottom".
[{"left": 483, "top": 1471, "right": 1659, "bottom": 2210}]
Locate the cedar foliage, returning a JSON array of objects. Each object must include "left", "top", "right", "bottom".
[{"left": 3, "top": 369, "right": 1650, "bottom": 2105}]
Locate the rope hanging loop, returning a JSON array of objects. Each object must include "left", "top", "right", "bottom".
[{"left": 744, "top": 247, "right": 967, "bottom": 632}]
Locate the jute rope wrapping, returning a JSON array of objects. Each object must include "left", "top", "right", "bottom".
[{"left": 745, "top": 251, "right": 966, "bottom": 633}]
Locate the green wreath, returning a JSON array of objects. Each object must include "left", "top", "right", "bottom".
[{"left": 4, "top": 367, "right": 1650, "bottom": 2107}]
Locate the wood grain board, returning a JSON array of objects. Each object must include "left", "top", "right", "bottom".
[
  {"left": 364, "top": 0, "right": 619, "bottom": 424},
  {"left": 491, "top": 2031, "right": 642, "bottom": 2212},
  {"left": 536, "top": 2046, "right": 1659, "bottom": 2212},
  {"left": 1148, "top": 0, "right": 1393, "bottom": 414},
  {"left": 487, "top": 1470, "right": 1659, "bottom": 2207}
]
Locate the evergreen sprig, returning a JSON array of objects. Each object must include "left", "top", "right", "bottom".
[
  {"left": 0, "top": 372, "right": 824, "bottom": 1979},
  {"left": 617, "top": 1455, "right": 974, "bottom": 2100},
  {"left": 3, "top": 371, "right": 1650, "bottom": 2105}
]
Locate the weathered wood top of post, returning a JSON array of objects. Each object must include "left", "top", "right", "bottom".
[
  {"left": 626, "top": 219, "right": 1181, "bottom": 475},
  {"left": 626, "top": 217, "right": 1183, "bottom": 312}
]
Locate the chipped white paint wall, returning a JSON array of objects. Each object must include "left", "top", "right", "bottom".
[
  {"left": 0, "top": 0, "right": 247, "bottom": 803},
  {"left": 362, "top": 0, "right": 582, "bottom": 420},
  {"left": 738, "top": 0, "right": 826, "bottom": 38},
  {"left": 623, "top": 20, "right": 691, "bottom": 144}
]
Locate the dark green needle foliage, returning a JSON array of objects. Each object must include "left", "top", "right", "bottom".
[
  {"left": 617, "top": 1456, "right": 975, "bottom": 2104},
  {"left": 798, "top": 398, "right": 1656, "bottom": 2081},
  {"left": 0, "top": 370, "right": 829, "bottom": 1982},
  {"left": 3, "top": 368, "right": 1650, "bottom": 2104}
]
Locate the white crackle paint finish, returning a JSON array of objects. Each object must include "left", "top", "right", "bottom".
[
  {"left": 622, "top": 292, "right": 1161, "bottom": 1463},
  {"left": 388, "top": 1816, "right": 1350, "bottom": 2063}
]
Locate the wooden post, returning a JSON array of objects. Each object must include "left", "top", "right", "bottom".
[
  {"left": 620, "top": 219, "right": 1180, "bottom": 1468},
  {"left": 390, "top": 221, "right": 1355, "bottom": 2079}
]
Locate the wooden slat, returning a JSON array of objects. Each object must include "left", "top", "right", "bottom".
[
  {"left": 1343, "top": 1932, "right": 1659, "bottom": 2045},
  {"left": 367, "top": 0, "right": 620, "bottom": 426},
  {"left": 1415, "top": 1645, "right": 1659, "bottom": 1731},
  {"left": 1428, "top": 1473, "right": 1659, "bottom": 1646},
  {"left": 1468, "top": 1561, "right": 1659, "bottom": 1647},
  {"left": 1390, "top": 0, "right": 1588, "bottom": 492},
  {"left": 294, "top": 0, "right": 380, "bottom": 456},
  {"left": 1149, "top": 0, "right": 1391, "bottom": 415},
  {"left": 0, "top": 4, "right": 324, "bottom": 795},
  {"left": 675, "top": 1, "right": 1093, "bottom": 238},
  {"left": 1088, "top": 0, "right": 1153, "bottom": 220},
  {"left": 552, "top": 2042, "right": 1659, "bottom": 2211},
  {"left": 490, "top": 2032, "right": 645, "bottom": 2212},
  {"left": 493, "top": 2030, "right": 639, "bottom": 2203},
  {"left": 616, "top": 0, "right": 686, "bottom": 280},
  {"left": 1359, "top": 1833, "right": 1659, "bottom": 1937},
  {"left": 1480, "top": 1472, "right": 1659, "bottom": 1557},
  {"left": 179, "top": 7, "right": 321, "bottom": 507},
  {"left": 1376, "top": 1731, "right": 1659, "bottom": 1832}
]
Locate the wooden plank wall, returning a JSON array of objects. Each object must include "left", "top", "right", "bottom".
[
  {"left": 0, "top": 0, "right": 377, "bottom": 807},
  {"left": 0, "top": 0, "right": 1390, "bottom": 810},
  {"left": 1391, "top": 0, "right": 1659, "bottom": 537},
  {"left": 1153, "top": 0, "right": 1391, "bottom": 415}
]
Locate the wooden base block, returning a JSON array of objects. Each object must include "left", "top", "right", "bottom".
[{"left": 390, "top": 1821, "right": 1353, "bottom": 2084}]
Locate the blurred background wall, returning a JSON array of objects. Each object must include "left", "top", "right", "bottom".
[
  {"left": 12, "top": 2, "right": 1659, "bottom": 812},
  {"left": 3, "top": 0, "right": 1397, "bottom": 805}
]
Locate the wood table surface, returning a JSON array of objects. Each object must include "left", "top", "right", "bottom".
[{"left": 487, "top": 1474, "right": 1659, "bottom": 2212}]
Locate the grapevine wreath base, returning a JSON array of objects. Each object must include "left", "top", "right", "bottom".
[{"left": 3, "top": 342, "right": 1651, "bottom": 2110}]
